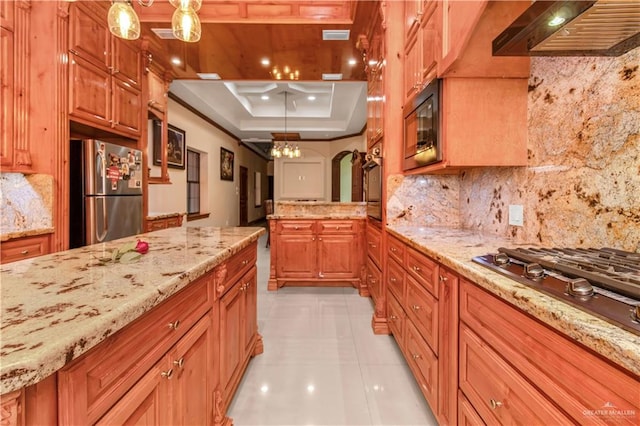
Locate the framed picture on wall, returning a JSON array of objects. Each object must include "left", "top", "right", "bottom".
[
  {"left": 153, "top": 121, "right": 186, "bottom": 169},
  {"left": 220, "top": 147, "right": 234, "bottom": 181}
]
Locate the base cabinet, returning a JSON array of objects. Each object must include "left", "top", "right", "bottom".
[
  {"left": 0, "top": 234, "right": 51, "bottom": 264},
  {"left": 268, "top": 219, "right": 365, "bottom": 292}
]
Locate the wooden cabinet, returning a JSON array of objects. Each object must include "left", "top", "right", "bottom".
[
  {"left": 1, "top": 234, "right": 51, "bottom": 264},
  {"left": 363, "top": 5, "right": 384, "bottom": 149},
  {"left": 268, "top": 219, "right": 365, "bottom": 292},
  {"left": 437, "top": 267, "right": 459, "bottom": 426},
  {"left": 367, "top": 220, "right": 387, "bottom": 333},
  {"left": 459, "top": 279, "right": 640, "bottom": 425},
  {"left": 145, "top": 214, "right": 184, "bottom": 232},
  {"left": 68, "top": 2, "right": 142, "bottom": 139},
  {"left": 403, "top": 1, "right": 438, "bottom": 104},
  {"left": 1, "top": 1, "right": 32, "bottom": 173}
]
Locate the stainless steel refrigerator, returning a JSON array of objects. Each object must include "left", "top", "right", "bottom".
[{"left": 69, "top": 140, "right": 143, "bottom": 248}]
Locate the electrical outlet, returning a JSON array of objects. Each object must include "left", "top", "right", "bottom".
[{"left": 509, "top": 205, "right": 524, "bottom": 227}]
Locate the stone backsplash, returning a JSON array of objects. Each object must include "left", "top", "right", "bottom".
[
  {"left": 388, "top": 47, "right": 639, "bottom": 251},
  {"left": 0, "top": 173, "right": 53, "bottom": 237}
]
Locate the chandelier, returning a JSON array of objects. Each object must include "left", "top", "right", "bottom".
[
  {"left": 270, "top": 65, "right": 300, "bottom": 81},
  {"left": 108, "top": 0, "right": 202, "bottom": 42},
  {"left": 271, "top": 91, "right": 301, "bottom": 159}
]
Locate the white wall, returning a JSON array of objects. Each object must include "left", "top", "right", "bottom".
[
  {"left": 148, "top": 99, "right": 269, "bottom": 226},
  {"left": 273, "top": 134, "right": 366, "bottom": 201}
]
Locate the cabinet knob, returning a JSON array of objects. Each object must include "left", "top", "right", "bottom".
[
  {"left": 390, "top": 277, "right": 396, "bottom": 283},
  {"left": 318, "top": 237, "right": 322, "bottom": 241},
  {"left": 439, "top": 275, "right": 448, "bottom": 282},
  {"left": 412, "top": 353, "right": 422, "bottom": 360},
  {"left": 490, "top": 399, "right": 503, "bottom": 409},
  {"left": 242, "top": 259, "right": 249, "bottom": 265},
  {"left": 161, "top": 369, "right": 173, "bottom": 379},
  {"left": 335, "top": 226, "right": 340, "bottom": 230},
  {"left": 312, "top": 237, "right": 315, "bottom": 241},
  {"left": 294, "top": 226, "right": 299, "bottom": 230},
  {"left": 21, "top": 250, "right": 29, "bottom": 255},
  {"left": 412, "top": 265, "right": 421, "bottom": 272},
  {"left": 173, "top": 357, "right": 185, "bottom": 368},
  {"left": 389, "top": 315, "right": 398, "bottom": 320},
  {"left": 391, "top": 247, "right": 397, "bottom": 252},
  {"left": 411, "top": 305, "right": 421, "bottom": 311},
  {"left": 168, "top": 320, "right": 180, "bottom": 330}
]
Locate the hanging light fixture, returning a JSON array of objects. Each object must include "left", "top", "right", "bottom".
[
  {"left": 271, "top": 91, "right": 301, "bottom": 159},
  {"left": 108, "top": 0, "right": 202, "bottom": 44},
  {"left": 108, "top": 1, "right": 141, "bottom": 40}
]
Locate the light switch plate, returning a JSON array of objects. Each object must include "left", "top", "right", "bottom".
[{"left": 509, "top": 205, "right": 524, "bottom": 226}]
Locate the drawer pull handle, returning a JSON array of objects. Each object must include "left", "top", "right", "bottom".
[
  {"left": 391, "top": 247, "right": 397, "bottom": 252},
  {"left": 161, "top": 369, "right": 173, "bottom": 379},
  {"left": 390, "top": 277, "right": 397, "bottom": 282},
  {"left": 21, "top": 250, "right": 29, "bottom": 255},
  {"left": 389, "top": 315, "right": 398, "bottom": 320},
  {"left": 242, "top": 259, "right": 249, "bottom": 265},
  {"left": 173, "top": 358, "right": 184, "bottom": 368},
  {"left": 412, "top": 354, "right": 422, "bottom": 360},
  {"left": 413, "top": 266, "right": 421, "bottom": 272},
  {"left": 490, "top": 399, "right": 503, "bottom": 409},
  {"left": 168, "top": 320, "right": 180, "bottom": 330},
  {"left": 411, "top": 305, "right": 421, "bottom": 311},
  {"left": 439, "top": 275, "right": 448, "bottom": 282},
  {"left": 335, "top": 226, "right": 340, "bottom": 230}
]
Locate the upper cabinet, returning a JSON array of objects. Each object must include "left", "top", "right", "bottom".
[
  {"left": 68, "top": 1, "right": 142, "bottom": 139},
  {"left": 360, "top": 3, "right": 385, "bottom": 149},
  {"left": 1, "top": 1, "right": 33, "bottom": 173},
  {"left": 403, "top": 0, "right": 438, "bottom": 104}
]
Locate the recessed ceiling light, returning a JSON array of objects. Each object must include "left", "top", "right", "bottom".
[
  {"left": 322, "top": 29, "right": 350, "bottom": 41},
  {"left": 261, "top": 58, "right": 270, "bottom": 66},
  {"left": 322, "top": 73, "right": 342, "bottom": 81},
  {"left": 171, "top": 57, "right": 182, "bottom": 65},
  {"left": 197, "top": 73, "right": 221, "bottom": 80},
  {"left": 307, "top": 95, "right": 316, "bottom": 101},
  {"left": 548, "top": 16, "right": 566, "bottom": 26},
  {"left": 261, "top": 95, "right": 269, "bottom": 100},
  {"left": 348, "top": 58, "right": 357, "bottom": 66}
]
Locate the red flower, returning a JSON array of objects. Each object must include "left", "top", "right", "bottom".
[{"left": 135, "top": 240, "right": 149, "bottom": 254}]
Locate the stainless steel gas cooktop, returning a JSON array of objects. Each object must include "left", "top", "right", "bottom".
[{"left": 473, "top": 247, "right": 640, "bottom": 336}]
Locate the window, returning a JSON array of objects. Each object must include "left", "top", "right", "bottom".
[{"left": 187, "top": 149, "right": 200, "bottom": 214}]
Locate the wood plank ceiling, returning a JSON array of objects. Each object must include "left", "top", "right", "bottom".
[{"left": 136, "top": 0, "right": 378, "bottom": 81}]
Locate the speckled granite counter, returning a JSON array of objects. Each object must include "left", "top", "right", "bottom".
[
  {"left": 387, "top": 224, "right": 640, "bottom": 377},
  {"left": 0, "top": 226, "right": 265, "bottom": 394},
  {"left": 269, "top": 201, "right": 366, "bottom": 219},
  {"left": 146, "top": 211, "right": 185, "bottom": 220},
  {"left": 1, "top": 227, "right": 54, "bottom": 242}
]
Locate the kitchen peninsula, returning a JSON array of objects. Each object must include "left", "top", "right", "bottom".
[
  {"left": 267, "top": 201, "right": 367, "bottom": 293},
  {"left": 0, "top": 226, "right": 264, "bottom": 425}
]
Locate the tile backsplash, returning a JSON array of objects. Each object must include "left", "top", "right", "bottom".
[
  {"left": 1, "top": 173, "right": 53, "bottom": 236},
  {"left": 388, "top": 47, "right": 639, "bottom": 251}
]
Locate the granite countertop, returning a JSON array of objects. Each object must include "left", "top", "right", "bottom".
[
  {"left": 1, "top": 227, "right": 55, "bottom": 242},
  {"left": 146, "top": 212, "right": 185, "bottom": 220},
  {"left": 387, "top": 224, "right": 640, "bottom": 377},
  {"left": 267, "top": 214, "right": 366, "bottom": 220},
  {"left": 0, "top": 226, "right": 265, "bottom": 395}
]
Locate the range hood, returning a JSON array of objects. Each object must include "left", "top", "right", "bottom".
[{"left": 493, "top": 0, "right": 640, "bottom": 56}]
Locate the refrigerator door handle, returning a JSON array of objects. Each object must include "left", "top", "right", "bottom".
[{"left": 96, "top": 197, "right": 109, "bottom": 242}]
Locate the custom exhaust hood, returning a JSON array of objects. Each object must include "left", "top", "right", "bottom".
[{"left": 493, "top": 0, "right": 640, "bottom": 56}]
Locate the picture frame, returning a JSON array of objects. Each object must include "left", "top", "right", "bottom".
[
  {"left": 220, "top": 147, "right": 234, "bottom": 181},
  {"left": 153, "top": 121, "right": 186, "bottom": 170}
]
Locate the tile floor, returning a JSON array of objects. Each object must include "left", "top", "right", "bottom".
[{"left": 227, "top": 232, "right": 438, "bottom": 426}]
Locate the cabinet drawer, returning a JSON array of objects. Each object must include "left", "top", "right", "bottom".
[
  {"left": 387, "top": 234, "right": 405, "bottom": 265},
  {"left": 460, "top": 324, "right": 572, "bottom": 425},
  {"left": 366, "top": 256, "right": 382, "bottom": 301},
  {"left": 366, "top": 223, "right": 382, "bottom": 268},
  {"left": 386, "top": 256, "right": 405, "bottom": 304},
  {"left": 406, "top": 274, "right": 438, "bottom": 354},
  {"left": 58, "top": 275, "right": 211, "bottom": 425},
  {"left": 165, "top": 216, "right": 182, "bottom": 228},
  {"left": 458, "top": 390, "right": 486, "bottom": 426},
  {"left": 460, "top": 280, "right": 640, "bottom": 423},
  {"left": 146, "top": 219, "right": 167, "bottom": 232},
  {"left": 217, "top": 243, "right": 257, "bottom": 298},
  {"left": 1, "top": 234, "right": 50, "bottom": 263},
  {"left": 317, "top": 220, "right": 355, "bottom": 234},
  {"left": 406, "top": 247, "right": 438, "bottom": 298},
  {"left": 277, "top": 220, "right": 315, "bottom": 233},
  {"left": 387, "top": 292, "right": 405, "bottom": 348},
  {"left": 405, "top": 321, "right": 438, "bottom": 411}
]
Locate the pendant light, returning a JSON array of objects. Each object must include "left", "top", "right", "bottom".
[
  {"left": 271, "top": 91, "right": 301, "bottom": 159},
  {"left": 171, "top": 6, "right": 202, "bottom": 42},
  {"left": 108, "top": 1, "right": 141, "bottom": 40},
  {"left": 169, "top": 0, "right": 202, "bottom": 11}
]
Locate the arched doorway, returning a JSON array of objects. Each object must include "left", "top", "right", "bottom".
[{"left": 331, "top": 150, "right": 365, "bottom": 202}]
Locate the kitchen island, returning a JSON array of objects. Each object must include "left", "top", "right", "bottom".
[
  {"left": 383, "top": 224, "right": 640, "bottom": 425},
  {"left": 0, "top": 226, "right": 265, "bottom": 426},
  {"left": 267, "top": 201, "right": 367, "bottom": 292}
]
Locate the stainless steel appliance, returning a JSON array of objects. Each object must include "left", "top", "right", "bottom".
[
  {"left": 363, "top": 147, "right": 382, "bottom": 221},
  {"left": 473, "top": 247, "right": 640, "bottom": 335},
  {"left": 69, "top": 140, "right": 143, "bottom": 248},
  {"left": 404, "top": 78, "right": 441, "bottom": 171}
]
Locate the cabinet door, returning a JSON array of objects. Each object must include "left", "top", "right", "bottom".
[
  {"left": 112, "top": 37, "right": 141, "bottom": 89},
  {"left": 242, "top": 267, "right": 258, "bottom": 356},
  {"left": 317, "top": 233, "right": 357, "bottom": 279},
  {"left": 68, "top": 2, "right": 110, "bottom": 71},
  {"left": 0, "top": 26, "right": 13, "bottom": 168},
  {"left": 112, "top": 77, "right": 142, "bottom": 136},
  {"left": 69, "top": 54, "right": 111, "bottom": 127},
  {"left": 405, "top": 321, "right": 438, "bottom": 411},
  {"left": 275, "top": 234, "right": 316, "bottom": 278},
  {"left": 404, "top": 33, "right": 421, "bottom": 103},
  {"left": 148, "top": 71, "right": 168, "bottom": 113},
  {"left": 219, "top": 281, "right": 244, "bottom": 403},
  {"left": 95, "top": 358, "right": 171, "bottom": 426},
  {"left": 172, "top": 313, "right": 212, "bottom": 426},
  {"left": 406, "top": 274, "right": 438, "bottom": 354}
]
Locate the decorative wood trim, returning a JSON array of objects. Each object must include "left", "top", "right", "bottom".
[
  {"left": 186, "top": 212, "right": 211, "bottom": 222},
  {"left": 0, "top": 390, "right": 24, "bottom": 426}
]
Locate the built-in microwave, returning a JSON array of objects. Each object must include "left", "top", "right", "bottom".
[
  {"left": 404, "top": 78, "right": 442, "bottom": 171},
  {"left": 363, "top": 148, "right": 382, "bottom": 220}
]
